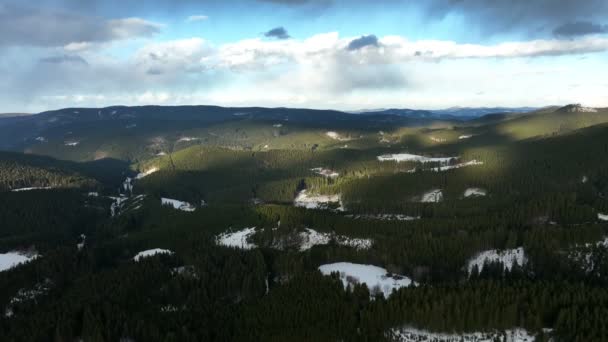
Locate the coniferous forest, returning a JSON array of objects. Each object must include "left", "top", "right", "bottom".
[{"left": 0, "top": 105, "right": 608, "bottom": 341}]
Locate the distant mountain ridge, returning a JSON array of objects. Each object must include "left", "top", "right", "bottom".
[{"left": 353, "top": 107, "right": 539, "bottom": 120}]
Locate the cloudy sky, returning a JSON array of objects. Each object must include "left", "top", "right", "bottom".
[{"left": 1, "top": 0, "right": 607, "bottom": 112}]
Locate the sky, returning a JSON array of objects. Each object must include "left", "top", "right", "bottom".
[{"left": 1, "top": 0, "right": 607, "bottom": 113}]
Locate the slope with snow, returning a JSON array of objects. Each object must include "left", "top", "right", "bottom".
[
  {"left": 295, "top": 228, "right": 372, "bottom": 251},
  {"left": 294, "top": 190, "right": 344, "bottom": 211},
  {"left": 431, "top": 160, "right": 483, "bottom": 172},
  {"left": 420, "top": 189, "right": 443, "bottom": 203},
  {"left": 0, "top": 251, "right": 39, "bottom": 272},
  {"left": 216, "top": 227, "right": 257, "bottom": 250},
  {"left": 318, "top": 262, "right": 414, "bottom": 298},
  {"left": 133, "top": 248, "right": 174, "bottom": 262},
  {"left": 467, "top": 248, "right": 526, "bottom": 274},
  {"left": 598, "top": 213, "right": 608, "bottom": 221},
  {"left": 348, "top": 214, "right": 420, "bottom": 221},
  {"left": 326, "top": 131, "right": 350, "bottom": 141},
  {"left": 11, "top": 187, "right": 52, "bottom": 192},
  {"left": 389, "top": 327, "right": 536, "bottom": 342},
  {"left": 464, "top": 188, "right": 487, "bottom": 197},
  {"left": 135, "top": 167, "right": 159, "bottom": 179},
  {"left": 161, "top": 198, "right": 196, "bottom": 212},
  {"left": 311, "top": 167, "right": 339, "bottom": 178},
  {"left": 377, "top": 153, "right": 456, "bottom": 163}
]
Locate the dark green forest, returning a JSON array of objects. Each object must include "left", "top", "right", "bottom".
[{"left": 1, "top": 105, "right": 607, "bottom": 341}]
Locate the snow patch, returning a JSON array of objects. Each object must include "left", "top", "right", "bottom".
[
  {"left": 133, "top": 248, "right": 173, "bottom": 262},
  {"left": 377, "top": 153, "right": 457, "bottom": 163},
  {"left": 216, "top": 227, "right": 257, "bottom": 250},
  {"left": 459, "top": 135, "right": 473, "bottom": 140},
  {"left": 420, "top": 189, "right": 443, "bottom": 203},
  {"left": 0, "top": 251, "right": 39, "bottom": 272},
  {"left": 319, "top": 262, "right": 414, "bottom": 298},
  {"left": 431, "top": 160, "right": 483, "bottom": 172},
  {"left": 294, "top": 190, "right": 344, "bottom": 211},
  {"left": 273, "top": 123, "right": 283, "bottom": 128},
  {"left": 177, "top": 137, "right": 198, "bottom": 143},
  {"left": 348, "top": 214, "right": 420, "bottom": 221},
  {"left": 598, "top": 213, "right": 608, "bottom": 221},
  {"left": 464, "top": 188, "right": 487, "bottom": 197},
  {"left": 64, "top": 141, "right": 79, "bottom": 146},
  {"left": 11, "top": 187, "right": 52, "bottom": 192},
  {"left": 295, "top": 228, "right": 372, "bottom": 251},
  {"left": 467, "top": 248, "right": 526, "bottom": 274},
  {"left": 35, "top": 136, "right": 47, "bottom": 143},
  {"left": 389, "top": 327, "right": 536, "bottom": 342},
  {"left": 5, "top": 279, "right": 52, "bottom": 318},
  {"left": 161, "top": 198, "right": 196, "bottom": 212},
  {"left": 77, "top": 234, "right": 86, "bottom": 251},
  {"left": 311, "top": 167, "right": 339, "bottom": 178},
  {"left": 135, "top": 167, "right": 159, "bottom": 179},
  {"left": 326, "top": 131, "right": 350, "bottom": 141}
]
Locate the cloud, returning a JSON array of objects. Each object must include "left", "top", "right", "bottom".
[
  {"left": 347, "top": 35, "right": 379, "bottom": 50},
  {"left": 186, "top": 15, "right": 208, "bottom": 22},
  {"left": 39, "top": 55, "right": 88, "bottom": 65},
  {"left": 421, "top": 0, "right": 608, "bottom": 36},
  {"left": 0, "top": 3, "right": 160, "bottom": 47},
  {"left": 257, "top": 0, "right": 315, "bottom": 4},
  {"left": 553, "top": 21, "right": 607, "bottom": 37},
  {"left": 134, "top": 38, "right": 212, "bottom": 75},
  {"left": 264, "top": 27, "right": 291, "bottom": 40}
]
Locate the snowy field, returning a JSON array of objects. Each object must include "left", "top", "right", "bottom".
[
  {"left": 467, "top": 248, "right": 526, "bottom": 274},
  {"left": 216, "top": 227, "right": 257, "bottom": 250},
  {"left": 348, "top": 214, "right": 420, "bottom": 221},
  {"left": 161, "top": 198, "right": 196, "bottom": 212},
  {"left": 135, "top": 167, "right": 159, "bottom": 179},
  {"left": 295, "top": 228, "right": 372, "bottom": 251},
  {"left": 133, "top": 248, "right": 174, "bottom": 262},
  {"left": 11, "top": 187, "right": 52, "bottom": 192},
  {"left": 389, "top": 327, "right": 536, "bottom": 342},
  {"left": 420, "top": 189, "right": 443, "bottom": 203},
  {"left": 464, "top": 188, "right": 487, "bottom": 197},
  {"left": 318, "top": 262, "right": 414, "bottom": 298},
  {"left": 311, "top": 167, "right": 339, "bottom": 178},
  {"left": 431, "top": 160, "right": 483, "bottom": 172},
  {"left": 294, "top": 190, "right": 344, "bottom": 211},
  {"left": 377, "top": 153, "right": 456, "bottom": 163},
  {"left": 0, "top": 251, "right": 39, "bottom": 272},
  {"left": 326, "top": 131, "right": 350, "bottom": 141}
]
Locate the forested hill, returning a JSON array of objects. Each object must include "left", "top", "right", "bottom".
[{"left": 0, "top": 151, "right": 99, "bottom": 191}]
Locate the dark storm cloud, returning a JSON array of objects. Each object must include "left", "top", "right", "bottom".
[
  {"left": 264, "top": 27, "right": 291, "bottom": 39},
  {"left": 0, "top": 3, "right": 160, "bottom": 47},
  {"left": 347, "top": 35, "right": 379, "bottom": 51},
  {"left": 553, "top": 21, "right": 607, "bottom": 37},
  {"left": 39, "top": 55, "right": 88, "bottom": 65}
]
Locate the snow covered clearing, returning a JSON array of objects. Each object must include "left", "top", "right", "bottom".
[
  {"left": 377, "top": 153, "right": 457, "bottom": 164},
  {"left": 326, "top": 131, "right": 350, "bottom": 141},
  {"left": 216, "top": 227, "right": 257, "bottom": 250},
  {"left": 567, "top": 237, "right": 608, "bottom": 274},
  {"left": 0, "top": 251, "right": 39, "bottom": 272},
  {"left": 295, "top": 228, "right": 372, "bottom": 251},
  {"left": 318, "top": 262, "right": 414, "bottom": 298},
  {"left": 157, "top": 152, "right": 167, "bottom": 156},
  {"left": 161, "top": 198, "right": 196, "bottom": 212},
  {"left": 598, "top": 213, "right": 608, "bottom": 221},
  {"left": 135, "top": 167, "right": 159, "bottom": 179},
  {"left": 420, "top": 189, "right": 443, "bottom": 203},
  {"left": 294, "top": 190, "right": 344, "bottom": 211},
  {"left": 348, "top": 214, "right": 420, "bottom": 221},
  {"left": 467, "top": 248, "right": 526, "bottom": 274},
  {"left": 133, "top": 248, "right": 174, "bottom": 262},
  {"left": 35, "top": 136, "right": 47, "bottom": 142},
  {"left": 177, "top": 137, "right": 199, "bottom": 142},
  {"left": 311, "top": 167, "right": 339, "bottom": 178},
  {"left": 459, "top": 135, "right": 473, "bottom": 140},
  {"left": 431, "top": 160, "right": 483, "bottom": 172},
  {"left": 87, "top": 192, "right": 99, "bottom": 197},
  {"left": 4, "top": 279, "right": 52, "bottom": 318},
  {"left": 64, "top": 141, "right": 79, "bottom": 146},
  {"left": 273, "top": 124, "right": 283, "bottom": 128},
  {"left": 389, "top": 327, "right": 536, "bottom": 342},
  {"left": 11, "top": 187, "right": 52, "bottom": 192},
  {"left": 109, "top": 196, "right": 128, "bottom": 217},
  {"left": 464, "top": 188, "right": 487, "bottom": 197},
  {"left": 77, "top": 234, "right": 86, "bottom": 251}
]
